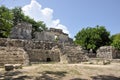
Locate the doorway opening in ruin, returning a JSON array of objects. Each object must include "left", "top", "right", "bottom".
[{"left": 46, "top": 58, "right": 51, "bottom": 62}]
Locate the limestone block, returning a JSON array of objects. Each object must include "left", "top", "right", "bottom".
[
  {"left": 4, "top": 64, "right": 14, "bottom": 71},
  {"left": 14, "top": 64, "right": 22, "bottom": 69},
  {"left": 97, "top": 46, "right": 118, "bottom": 59}
]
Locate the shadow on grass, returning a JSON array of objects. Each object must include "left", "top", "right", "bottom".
[
  {"left": 36, "top": 71, "right": 67, "bottom": 80},
  {"left": 1, "top": 71, "right": 120, "bottom": 80},
  {"left": 0, "top": 70, "right": 32, "bottom": 80},
  {"left": 70, "top": 78, "right": 87, "bottom": 80},
  {"left": 91, "top": 75, "right": 120, "bottom": 80},
  {"left": 70, "top": 75, "right": 120, "bottom": 80}
]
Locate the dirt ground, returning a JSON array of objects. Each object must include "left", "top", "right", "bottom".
[{"left": 0, "top": 63, "right": 120, "bottom": 80}]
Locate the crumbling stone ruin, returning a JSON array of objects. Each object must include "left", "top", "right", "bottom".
[
  {"left": 10, "top": 22, "right": 32, "bottom": 39},
  {"left": 0, "top": 46, "right": 29, "bottom": 66},
  {"left": 0, "top": 22, "right": 89, "bottom": 66},
  {"left": 0, "top": 37, "right": 89, "bottom": 65},
  {"left": 10, "top": 22, "right": 73, "bottom": 43},
  {"left": 34, "top": 28, "right": 73, "bottom": 43},
  {"left": 60, "top": 45, "right": 88, "bottom": 63},
  {"left": 2, "top": 22, "right": 120, "bottom": 66},
  {"left": 97, "top": 46, "right": 120, "bottom": 59}
]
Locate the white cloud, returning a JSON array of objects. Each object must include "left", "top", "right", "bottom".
[{"left": 22, "top": 0, "right": 70, "bottom": 35}]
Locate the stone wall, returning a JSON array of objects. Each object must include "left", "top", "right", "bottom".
[
  {"left": 0, "top": 38, "right": 89, "bottom": 64},
  {"left": 0, "top": 38, "right": 60, "bottom": 50},
  {"left": 0, "top": 47, "right": 29, "bottom": 66},
  {"left": 60, "top": 46, "right": 88, "bottom": 63},
  {"left": 10, "top": 22, "right": 32, "bottom": 39},
  {"left": 34, "top": 28, "right": 72, "bottom": 43},
  {"left": 0, "top": 38, "right": 61, "bottom": 64},
  {"left": 27, "top": 49, "right": 60, "bottom": 62},
  {"left": 97, "top": 46, "right": 120, "bottom": 59}
]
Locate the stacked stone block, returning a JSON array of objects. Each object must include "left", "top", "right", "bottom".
[
  {"left": 97, "top": 46, "right": 118, "bottom": 59},
  {"left": 0, "top": 47, "right": 29, "bottom": 66}
]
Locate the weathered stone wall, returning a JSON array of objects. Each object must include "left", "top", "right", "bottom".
[
  {"left": 27, "top": 49, "right": 60, "bottom": 62},
  {"left": 0, "top": 47, "right": 29, "bottom": 66},
  {"left": 10, "top": 22, "right": 32, "bottom": 39},
  {"left": 96, "top": 46, "right": 119, "bottom": 59},
  {"left": 34, "top": 31, "right": 55, "bottom": 41},
  {"left": 34, "top": 28, "right": 71, "bottom": 43},
  {"left": 0, "top": 38, "right": 61, "bottom": 64},
  {"left": 0, "top": 38, "right": 60, "bottom": 50},
  {"left": 0, "top": 38, "right": 89, "bottom": 64},
  {"left": 60, "top": 46, "right": 88, "bottom": 63}
]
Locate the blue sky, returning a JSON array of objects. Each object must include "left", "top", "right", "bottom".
[{"left": 0, "top": 0, "right": 120, "bottom": 38}]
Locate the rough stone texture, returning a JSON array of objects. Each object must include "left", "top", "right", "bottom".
[
  {"left": 0, "top": 38, "right": 60, "bottom": 50},
  {"left": 34, "top": 28, "right": 73, "bottom": 43},
  {"left": 60, "top": 45, "right": 89, "bottom": 63},
  {"left": 0, "top": 38, "right": 61, "bottom": 63},
  {"left": 10, "top": 22, "right": 32, "bottom": 39},
  {"left": 0, "top": 47, "right": 29, "bottom": 66},
  {"left": 0, "top": 38, "right": 89, "bottom": 64},
  {"left": 97, "top": 46, "right": 120, "bottom": 59},
  {"left": 27, "top": 49, "right": 60, "bottom": 62}
]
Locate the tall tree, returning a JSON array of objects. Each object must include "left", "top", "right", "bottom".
[
  {"left": 12, "top": 7, "right": 47, "bottom": 32},
  {"left": 12, "top": 7, "right": 25, "bottom": 25},
  {"left": 0, "top": 6, "right": 13, "bottom": 38},
  {"left": 74, "top": 25, "right": 110, "bottom": 52}
]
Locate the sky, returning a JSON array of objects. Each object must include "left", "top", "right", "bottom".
[{"left": 0, "top": 0, "right": 120, "bottom": 38}]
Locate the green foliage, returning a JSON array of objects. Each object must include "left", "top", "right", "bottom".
[
  {"left": 0, "top": 6, "right": 47, "bottom": 38},
  {"left": 12, "top": 7, "right": 47, "bottom": 32},
  {"left": 111, "top": 33, "right": 120, "bottom": 50},
  {"left": 12, "top": 7, "right": 24, "bottom": 25},
  {"left": 0, "top": 6, "right": 13, "bottom": 38},
  {"left": 74, "top": 25, "right": 110, "bottom": 52}
]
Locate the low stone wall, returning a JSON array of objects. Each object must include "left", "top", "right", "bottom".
[
  {"left": 0, "top": 38, "right": 61, "bottom": 64},
  {"left": 97, "top": 46, "right": 120, "bottom": 59},
  {"left": 60, "top": 46, "right": 88, "bottom": 63},
  {"left": 0, "top": 38, "right": 89, "bottom": 64},
  {"left": 27, "top": 49, "right": 60, "bottom": 62},
  {"left": 0, "top": 38, "right": 60, "bottom": 50},
  {"left": 0, "top": 47, "right": 29, "bottom": 66}
]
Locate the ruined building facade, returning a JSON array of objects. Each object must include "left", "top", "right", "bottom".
[
  {"left": 10, "top": 22, "right": 32, "bottom": 39},
  {"left": 0, "top": 22, "right": 88, "bottom": 66},
  {"left": 34, "top": 28, "right": 73, "bottom": 43},
  {"left": 10, "top": 22, "right": 72, "bottom": 43},
  {"left": 97, "top": 46, "right": 120, "bottom": 59}
]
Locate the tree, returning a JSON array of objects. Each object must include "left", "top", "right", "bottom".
[
  {"left": 12, "top": 7, "right": 47, "bottom": 32},
  {"left": 74, "top": 25, "right": 110, "bottom": 52},
  {"left": 0, "top": 6, "right": 13, "bottom": 38},
  {"left": 0, "top": 5, "right": 47, "bottom": 38},
  {"left": 12, "top": 7, "right": 24, "bottom": 25},
  {"left": 111, "top": 33, "right": 120, "bottom": 50}
]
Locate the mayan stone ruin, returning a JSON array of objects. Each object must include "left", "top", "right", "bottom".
[
  {"left": 0, "top": 22, "right": 120, "bottom": 67},
  {"left": 34, "top": 28, "right": 73, "bottom": 43},
  {"left": 0, "top": 22, "right": 89, "bottom": 66},
  {"left": 10, "top": 22, "right": 32, "bottom": 39},
  {"left": 97, "top": 46, "right": 120, "bottom": 59},
  {"left": 0, "top": 46, "right": 29, "bottom": 66}
]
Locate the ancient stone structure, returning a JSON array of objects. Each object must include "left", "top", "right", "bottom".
[
  {"left": 10, "top": 22, "right": 73, "bottom": 44},
  {"left": 97, "top": 46, "right": 120, "bottom": 59},
  {"left": 10, "top": 22, "right": 32, "bottom": 39},
  {"left": 0, "top": 38, "right": 61, "bottom": 63},
  {"left": 0, "top": 22, "right": 89, "bottom": 66},
  {"left": 34, "top": 28, "right": 73, "bottom": 43},
  {"left": 0, "top": 46, "right": 29, "bottom": 66},
  {"left": 0, "top": 38, "right": 89, "bottom": 65},
  {"left": 60, "top": 45, "right": 88, "bottom": 63}
]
